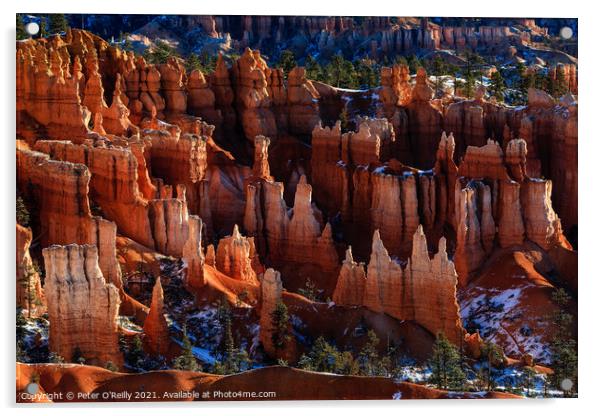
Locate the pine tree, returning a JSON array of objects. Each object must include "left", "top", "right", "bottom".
[
  {"left": 48, "top": 14, "right": 69, "bottom": 35},
  {"left": 105, "top": 361, "right": 118, "bottom": 372},
  {"left": 428, "top": 333, "right": 465, "bottom": 390},
  {"left": 173, "top": 324, "right": 199, "bottom": 371},
  {"left": 127, "top": 335, "right": 145, "bottom": 369},
  {"left": 355, "top": 58, "right": 378, "bottom": 89},
  {"left": 407, "top": 55, "right": 420, "bottom": 74},
  {"left": 17, "top": 14, "right": 27, "bottom": 40},
  {"left": 431, "top": 55, "right": 446, "bottom": 97},
  {"left": 39, "top": 19, "right": 47, "bottom": 38},
  {"left": 298, "top": 278, "right": 319, "bottom": 301},
  {"left": 480, "top": 341, "right": 504, "bottom": 391},
  {"left": 271, "top": 301, "right": 291, "bottom": 352},
  {"left": 298, "top": 336, "right": 340, "bottom": 373},
  {"left": 548, "top": 288, "right": 577, "bottom": 397},
  {"left": 305, "top": 55, "right": 322, "bottom": 81},
  {"left": 20, "top": 262, "right": 41, "bottom": 318},
  {"left": 277, "top": 50, "right": 297, "bottom": 80},
  {"left": 16, "top": 196, "right": 30, "bottom": 227},
  {"left": 358, "top": 330, "right": 380, "bottom": 376},
  {"left": 326, "top": 53, "right": 346, "bottom": 88},
  {"left": 489, "top": 71, "right": 506, "bottom": 102},
  {"left": 185, "top": 53, "right": 202, "bottom": 73},
  {"left": 336, "top": 350, "right": 360, "bottom": 375},
  {"left": 144, "top": 40, "right": 178, "bottom": 65},
  {"left": 521, "top": 366, "right": 537, "bottom": 397}
]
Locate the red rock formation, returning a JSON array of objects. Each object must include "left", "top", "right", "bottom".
[
  {"left": 16, "top": 224, "right": 44, "bottom": 316},
  {"left": 143, "top": 277, "right": 170, "bottom": 356},
  {"left": 215, "top": 225, "right": 259, "bottom": 283},
  {"left": 16, "top": 147, "right": 122, "bottom": 289},
  {"left": 521, "top": 179, "right": 563, "bottom": 250},
  {"left": 455, "top": 183, "right": 486, "bottom": 285},
  {"left": 187, "top": 69, "right": 223, "bottom": 130},
  {"left": 403, "top": 227, "right": 463, "bottom": 345},
  {"left": 183, "top": 216, "right": 205, "bottom": 288},
  {"left": 17, "top": 42, "right": 90, "bottom": 142},
  {"left": 232, "top": 48, "right": 277, "bottom": 141},
  {"left": 244, "top": 174, "right": 339, "bottom": 274},
  {"left": 332, "top": 247, "right": 367, "bottom": 306},
  {"left": 287, "top": 67, "right": 321, "bottom": 136},
  {"left": 458, "top": 139, "right": 510, "bottom": 181},
  {"left": 406, "top": 68, "right": 443, "bottom": 169},
  {"left": 43, "top": 244, "right": 122, "bottom": 366},
  {"left": 252, "top": 135, "right": 272, "bottom": 180},
  {"left": 498, "top": 180, "right": 525, "bottom": 248},
  {"left": 338, "top": 226, "right": 464, "bottom": 344},
  {"left": 259, "top": 268, "right": 283, "bottom": 357},
  {"left": 433, "top": 132, "right": 458, "bottom": 226},
  {"left": 364, "top": 230, "right": 403, "bottom": 317}
]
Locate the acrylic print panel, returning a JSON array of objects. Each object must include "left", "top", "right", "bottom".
[{"left": 15, "top": 13, "right": 577, "bottom": 402}]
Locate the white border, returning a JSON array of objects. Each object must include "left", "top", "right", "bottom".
[{"left": 2, "top": 1, "right": 598, "bottom": 415}]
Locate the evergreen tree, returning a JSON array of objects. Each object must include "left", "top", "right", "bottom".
[
  {"left": 480, "top": 341, "right": 504, "bottom": 391},
  {"left": 395, "top": 56, "right": 408, "bottom": 66},
  {"left": 489, "top": 70, "right": 506, "bottom": 102},
  {"left": 127, "top": 335, "right": 145, "bottom": 369},
  {"left": 325, "top": 53, "right": 346, "bottom": 88},
  {"left": 144, "top": 40, "right": 178, "bottom": 65},
  {"left": 551, "top": 69, "right": 569, "bottom": 98},
  {"left": 20, "top": 262, "right": 42, "bottom": 318},
  {"left": 173, "top": 324, "right": 199, "bottom": 371},
  {"left": 428, "top": 333, "right": 465, "bottom": 390},
  {"left": 17, "top": 14, "right": 27, "bottom": 40},
  {"left": 39, "top": 19, "right": 47, "bottom": 38},
  {"left": 521, "top": 366, "right": 537, "bottom": 397},
  {"left": 185, "top": 53, "right": 202, "bottom": 73},
  {"left": 271, "top": 301, "right": 291, "bottom": 352},
  {"left": 16, "top": 196, "right": 30, "bottom": 227},
  {"left": 298, "top": 278, "right": 319, "bottom": 301},
  {"left": 16, "top": 310, "right": 27, "bottom": 361},
  {"left": 105, "top": 361, "right": 118, "bottom": 372},
  {"left": 305, "top": 55, "right": 322, "bottom": 81},
  {"left": 298, "top": 336, "right": 341, "bottom": 373},
  {"left": 355, "top": 58, "right": 378, "bottom": 89},
  {"left": 48, "top": 14, "right": 69, "bottom": 35},
  {"left": 337, "top": 350, "right": 360, "bottom": 375},
  {"left": 407, "top": 54, "right": 420, "bottom": 74},
  {"left": 277, "top": 50, "right": 297, "bottom": 80},
  {"left": 358, "top": 330, "right": 380, "bottom": 376},
  {"left": 548, "top": 288, "right": 577, "bottom": 397},
  {"left": 431, "top": 55, "right": 446, "bottom": 97}
]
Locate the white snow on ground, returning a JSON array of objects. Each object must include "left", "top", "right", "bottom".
[
  {"left": 395, "top": 367, "right": 431, "bottom": 384},
  {"left": 460, "top": 282, "right": 552, "bottom": 363}
]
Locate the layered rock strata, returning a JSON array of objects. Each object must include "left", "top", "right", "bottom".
[{"left": 43, "top": 244, "right": 122, "bottom": 366}]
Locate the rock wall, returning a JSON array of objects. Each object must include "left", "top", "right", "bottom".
[
  {"left": 259, "top": 268, "right": 283, "bottom": 357},
  {"left": 43, "top": 244, "right": 122, "bottom": 366},
  {"left": 16, "top": 224, "right": 44, "bottom": 315},
  {"left": 335, "top": 226, "right": 464, "bottom": 345},
  {"left": 215, "top": 225, "right": 259, "bottom": 283}
]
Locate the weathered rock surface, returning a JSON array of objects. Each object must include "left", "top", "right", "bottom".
[
  {"left": 43, "top": 244, "right": 122, "bottom": 366},
  {"left": 215, "top": 225, "right": 259, "bottom": 283},
  {"left": 259, "top": 268, "right": 283, "bottom": 357},
  {"left": 143, "top": 277, "right": 170, "bottom": 356},
  {"left": 16, "top": 224, "right": 44, "bottom": 315},
  {"left": 336, "top": 227, "right": 464, "bottom": 345}
]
